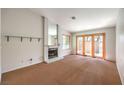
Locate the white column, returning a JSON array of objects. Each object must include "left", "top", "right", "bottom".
[{"left": 43, "top": 17, "right": 49, "bottom": 63}]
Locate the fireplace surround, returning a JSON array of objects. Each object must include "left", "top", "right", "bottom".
[{"left": 43, "top": 17, "right": 63, "bottom": 63}]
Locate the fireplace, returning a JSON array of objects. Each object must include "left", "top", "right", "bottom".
[{"left": 48, "top": 48, "right": 58, "bottom": 59}]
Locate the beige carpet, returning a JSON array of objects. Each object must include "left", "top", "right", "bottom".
[{"left": 1, "top": 55, "right": 121, "bottom": 85}]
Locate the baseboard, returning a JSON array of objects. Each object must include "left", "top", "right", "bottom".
[
  {"left": 116, "top": 63, "right": 124, "bottom": 84},
  {"left": 2, "top": 61, "right": 44, "bottom": 74},
  {"left": 105, "top": 59, "right": 116, "bottom": 63}
]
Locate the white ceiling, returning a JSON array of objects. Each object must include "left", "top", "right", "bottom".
[{"left": 30, "top": 8, "right": 119, "bottom": 32}]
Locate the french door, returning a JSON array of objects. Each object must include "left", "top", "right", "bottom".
[
  {"left": 76, "top": 36, "right": 83, "bottom": 55},
  {"left": 84, "top": 35, "right": 92, "bottom": 56},
  {"left": 76, "top": 33, "right": 105, "bottom": 59}
]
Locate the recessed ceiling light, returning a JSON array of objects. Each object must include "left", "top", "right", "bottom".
[{"left": 71, "top": 16, "right": 76, "bottom": 20}]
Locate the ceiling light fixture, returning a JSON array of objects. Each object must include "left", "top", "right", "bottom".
[{"left": 71, "top": 16, "right": 76, "bottom": 20}]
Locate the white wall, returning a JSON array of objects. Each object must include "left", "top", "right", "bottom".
[
  {"left": 116, "top": 9, "right": 124, "bottom": 84},
  {"left": 59, "top": 28, "right": 72, "bottom": 57},
  {"left": 0, "top": 8, "right": 1, "bottom": 82},
  {"left": 1, "top": 9, "right": 43, "bottom": 73},
  {"left": 72, "top": 27, "right": 116, "bottom": 61}
]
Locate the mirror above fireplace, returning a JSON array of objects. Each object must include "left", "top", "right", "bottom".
[{"left": 48, "top": 22, "right": 58, "bottom": 46}]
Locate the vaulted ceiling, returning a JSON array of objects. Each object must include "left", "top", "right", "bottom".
[{"left": 31, "top": 8, "right": 119, "bottom": 32}]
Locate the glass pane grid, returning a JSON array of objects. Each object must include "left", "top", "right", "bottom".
[
  {"left": 85, "top": 36, "right": 92, "bottom": 56},
  {"left": 94, "top": 35, "right": 103, "bottom": 57},
  {"left": 62, "top": 35, "right": 70, "bottom": 49},
  {"left": 77, "top": 37, "right": 83, "bottom": 54}
]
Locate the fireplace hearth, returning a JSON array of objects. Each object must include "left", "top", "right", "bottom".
[{"left": 48, "top": 48, "right": 58, "bottom": 59}]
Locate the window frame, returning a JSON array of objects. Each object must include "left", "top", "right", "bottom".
[{"left": 62, "top": 34, "right": 71, "bottom": 50}]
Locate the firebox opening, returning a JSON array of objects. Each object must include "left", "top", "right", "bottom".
[{"left": 48, "top": 48, "right": 58, "bottom": 59}]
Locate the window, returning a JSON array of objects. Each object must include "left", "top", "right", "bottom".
[{"left": 62, "top": 35, "right": 70, "bottom": 49}]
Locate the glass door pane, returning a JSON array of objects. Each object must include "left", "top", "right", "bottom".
[
  {"left": 94, "top": 35, "right": 103, "bottom": 57},
  {"left": 85, "top": 36, "right": 92, "bottom": 56},
  {"left": 77, "top": 36, "right": 83, "bottom": 55}
]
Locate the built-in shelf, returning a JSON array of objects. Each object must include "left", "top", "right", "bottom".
[{"left": 3, "top": 35, "right": 43, "bottom": 42}]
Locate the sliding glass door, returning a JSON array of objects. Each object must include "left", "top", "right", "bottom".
[{"left": 76, "top": 33, "right": 105, "bottom": 59}]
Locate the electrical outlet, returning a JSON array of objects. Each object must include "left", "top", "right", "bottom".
[
  {"left": 29, "top": 58, "right": 32, "bottom": 61},
  {"left": 28, "top": 58, "right": 33, "bottom": 64}
]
